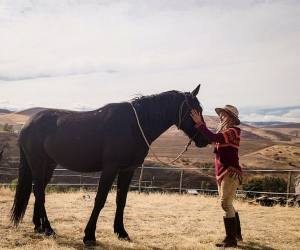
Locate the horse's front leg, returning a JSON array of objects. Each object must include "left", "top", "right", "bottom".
[
  {"left": 114, "top": 170, "right": 134, "bottom": 240},
  {"left": 83, "top": 168, "right": 118, "bottom": 246}
]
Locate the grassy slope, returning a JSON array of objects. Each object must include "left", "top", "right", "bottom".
[{"left": 0, "top": 113, "right": 29, "bottom": 125}]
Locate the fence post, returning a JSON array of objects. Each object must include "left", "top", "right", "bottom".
[
  {"left": 286, "top": 171, "right": 292, "bottom": 206},
  {"left": 138, "top": 165, "right": 144, "bottom": 193},
  {"left": 179, "top": 170, "right": 184, "bottom": 194}
]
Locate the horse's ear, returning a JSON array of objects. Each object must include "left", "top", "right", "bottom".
[{"left": 191, "top": 84, "right": 201, "bottom": 97}]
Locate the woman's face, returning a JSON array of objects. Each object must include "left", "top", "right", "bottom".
[{"left": 219, "top": 111, "right": 230, "bottom": 122}]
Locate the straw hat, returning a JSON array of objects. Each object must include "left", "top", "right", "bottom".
[{"left": 215, "top": 105, "right": 240, "bottom": 125}]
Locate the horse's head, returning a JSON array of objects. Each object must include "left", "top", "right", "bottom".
[{"left": 177, "top": 85, "right": 209, "bottom": 148}]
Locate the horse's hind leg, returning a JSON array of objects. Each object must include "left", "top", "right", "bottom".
[
  {"left": 114, "top": 170, "right": 134, "bottom": 240},
  {"left": 32, "top": 160, "right": 56, "bottom": 236}
]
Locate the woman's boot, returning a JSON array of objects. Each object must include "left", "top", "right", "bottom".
[
  {"left": 235, "top": 212, "right": 243, "bottom": 241},
  {"left": 216, "top": 217, "right": 237, "bottom": 248}
]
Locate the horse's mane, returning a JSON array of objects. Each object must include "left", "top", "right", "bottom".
[
  {"left": 131, "top": 90, "right": 182, "bottom": 108},
  {"left": 130, "top": 91, "right": 184, "bottom": 138}
]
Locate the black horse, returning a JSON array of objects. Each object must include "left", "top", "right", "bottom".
[{"left": 11, "top": 85, "right": 208, "bottom": 245}]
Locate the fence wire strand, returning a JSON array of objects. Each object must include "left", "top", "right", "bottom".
[{"left": 1, "top": 163, "right": 299, "bottom": 196}]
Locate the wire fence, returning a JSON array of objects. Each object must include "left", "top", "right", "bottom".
[{"left": 1, "top": 164, "right": 300, "bottom": 197}]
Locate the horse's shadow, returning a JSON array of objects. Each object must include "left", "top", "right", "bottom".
[
  {"left": 22, "top": 229, "right": 163, "bottom": 250},
  {"left": 54, "top": 234, "right": 163, "bottom": 250},
  {"left": 237, "top": 241, "right": 277, "bottom": 250}
]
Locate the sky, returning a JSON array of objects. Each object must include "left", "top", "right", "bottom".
[{"left": 0, "top": 0, "right": 299, "bottom": 122}]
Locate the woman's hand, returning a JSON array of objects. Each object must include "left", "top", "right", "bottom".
[{"left": 190, "top": 109, "right": 204, "bottom": 125}]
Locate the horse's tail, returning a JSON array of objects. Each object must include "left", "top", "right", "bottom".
[{"left": 10, "top": 146, "right": 32, "bottom": 226}]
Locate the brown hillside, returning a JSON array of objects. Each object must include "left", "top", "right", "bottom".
[
  {"left": 240, "top": 123, "right": 292, "bottom": 141},
  {"left": 0, "top": 107, "right": 47, "bottom": 126},
  {"left": 150, "top": 126, "right": 275, "bottom": 164},
  {"left": 196, "top": 115, "right": 293, "bottom": 141},
  {"left": 0, "top": 113, "right": 29, "bottom": 125},
  {"left": 241, "top": 144, "right": 300, "bottom": 169},
  {"left": 262, "top": 127, "right": 300, "bottom": 140}
]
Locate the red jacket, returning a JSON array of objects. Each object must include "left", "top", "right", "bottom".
[{"left": 195, "top": 123, "right": 242, "bottom": 184}]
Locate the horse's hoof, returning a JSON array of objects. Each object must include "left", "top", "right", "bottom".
[
  {"left": 34, "top": 226, "right": 44, "bottom": 234},
  {"left": 119, "top": 235, "right": 131, "bottom": 242},
  {"left": 83, "top": 240, "right": 97, "bottom": 246},
  {"left": 115, "top": 232, "right": 131, "bottom": 241},
  {"left": 83, "top": 235, "right": 96, "bottom": 246},
  {"left": 45, "top": 228, "right": 56, "bottom": 237}
]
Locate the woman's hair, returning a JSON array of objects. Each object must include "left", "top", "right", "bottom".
[{"left": 216, "top": 115, "right": 237, "bottom": 132}]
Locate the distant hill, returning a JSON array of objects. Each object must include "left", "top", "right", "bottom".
[
  {"left": 16, "top": 107, "right": 47, "bottom": 116},
  {"left": 204, "top": 116, "right": 293, "bottom": 141},
  {"left": 245, "top": 121, "right": 300, "bottom": 128},
  {"left": 264, "top": 123, "right": 300, "bottom": 129},
  {"left": 0, "top": 109, "right": 12, "bottom": 115},
  {"left": 246, "top": 122, "right": 300, "bottom": 140},
  {"left": 0, "top": 107, "right": 47, "bottom": 126}
]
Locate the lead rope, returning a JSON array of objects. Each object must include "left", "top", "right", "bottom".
[{"left": 129, "top": 102, "right": 193, "bottom": 166}]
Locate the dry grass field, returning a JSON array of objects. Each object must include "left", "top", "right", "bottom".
[{"left": 0, "top": 188, "right": 299, "bottom": 250}]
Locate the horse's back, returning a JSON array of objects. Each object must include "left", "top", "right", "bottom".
[{"left": 19, "top": 104, "right": 142, "bottom": 172}]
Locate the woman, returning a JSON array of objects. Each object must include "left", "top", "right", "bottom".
[{"left": 190, "top": 105, "right": 243, "bottom": 248}]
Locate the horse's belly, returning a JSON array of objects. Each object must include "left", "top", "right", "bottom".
[
  {"left": 59, "top": 161, "right": 102, "bottom": 172},
  {"left": 53, "top": 154, "right": 102, "bottom": 172},
  {"left": 45, "top": 137, "right": 102, "bottom": 172}
]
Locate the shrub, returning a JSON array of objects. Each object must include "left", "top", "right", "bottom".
[
  {"left": 10, "top": 178, "right": 18, "bottom": 191},
  {"left": 3, "top": 123, "right": 13, "bottom": 133},
  {"left": 46, "top": 185, "right": 81, "bottom": 193},
  {"left": 200, "top": 181, "right": 210, "bottom": 189},
  {"left": 243, "top": 176, "right": 287, "bottom": 195}
]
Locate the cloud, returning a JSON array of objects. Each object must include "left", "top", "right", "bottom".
[
  {"left": 0, "top": 69, "right": 118, "bottom": 82},
  {"left": 0, "top": 0, "right": 299, "bottom": 114},
  {"left": 240, "top": 106, "right": 300, "bottom": 123},
  {"left": 1, "top": 1, "right": 299, "bottom": 79}
]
